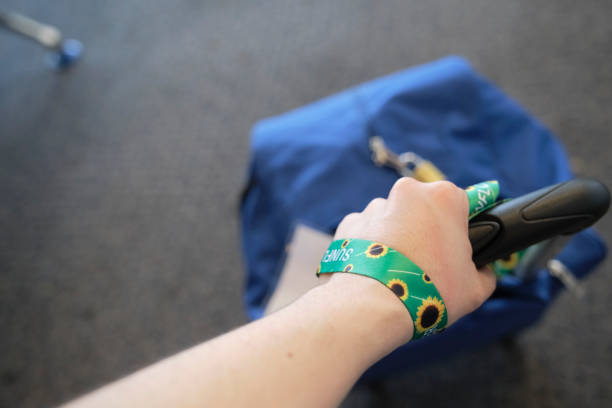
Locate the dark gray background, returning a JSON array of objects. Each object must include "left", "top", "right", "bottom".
[{"left": 1, "top": 1, "right": 611, "bottom": 407}]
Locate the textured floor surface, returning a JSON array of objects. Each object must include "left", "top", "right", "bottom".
[{"left": 1, "top": 1, "right": 611, "bottom": 407}]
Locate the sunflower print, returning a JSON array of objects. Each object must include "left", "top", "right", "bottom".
[
  {"left": 343, "top": 264, "right": 354, "bottom": 272},
  {"left": 422, "top": 273, "right": 433, "bottom": 284},
  {"left": 415, "top": 296, "right": 445, "bottom": 333},
  {"left": 496, "top": 252, "right": 519, "bottom": 270},
  {"left": 341, "top": 239, "right": 350, "bottom": 248},
  {"left": 366, "top": 242, "right": 388, "bottom": 258},
  {"left": 387, "top": 278, "right": 409, "bottom": 301}
]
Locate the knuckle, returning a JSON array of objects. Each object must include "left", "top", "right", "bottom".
[
  {"left": 369, "top": 197, "right": 386, "bottom": 206},
  {"left": 430, "top": 181, "right": 462, "bottom": 202},
  {"left": 364, "top": 198, "right": 385, "bottom": 214},
  {"left": 335, "top": 212, "right": 361, "bottom": 237},
  {"left": 431, "top": 180, "right": 456, "bottom": 193},
  {"left": 391, "top": 177, "right": 418, "bottom": 194},
  {"left": 341, "top": 212, "right": 360, "bottom": 224}
]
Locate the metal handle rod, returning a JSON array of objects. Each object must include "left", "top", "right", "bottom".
[{"left": 0, "top": 11, "right": 62, "bottom": 49}]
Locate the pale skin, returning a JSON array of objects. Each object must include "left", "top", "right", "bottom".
[{"left": 63, "top": 178, "right": 496, "bottom": 408}]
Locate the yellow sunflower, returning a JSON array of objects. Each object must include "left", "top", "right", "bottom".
[
  {"left": 343, "top": 264, "right": 354, "bottom": 273},
  {"left": 497, "top": 252, "right": 519, "bottom": 270},
  {"left": 422, "top": 273, "right": 433, "bottom": 284},
  {"left": 366, "top": 242, "right": 388, "bottom": 258},
  {"left": 341, "top": 239, "right": 350, "bottom": 248},
  {"left": 386, "top": 278, "right": 409, "bottom": 301},
  {"left": 415, "top": 296, "right": 445, "bottom": 333}
]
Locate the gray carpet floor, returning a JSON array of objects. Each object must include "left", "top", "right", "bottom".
[{"left": 1, "top": 1, "right": 611, "bottom": 407}]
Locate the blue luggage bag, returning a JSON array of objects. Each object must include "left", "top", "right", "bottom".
[{"left": 240, "top": 56, "right": 607, "bottom": 379}]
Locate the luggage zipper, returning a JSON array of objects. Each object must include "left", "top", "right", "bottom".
[{"left": 369, "top": 136, "right": 445, "bottom": 182}]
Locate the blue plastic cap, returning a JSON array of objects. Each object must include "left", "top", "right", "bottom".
[{"left": 47, "top": 39, "right": 83, "bottom": 69}]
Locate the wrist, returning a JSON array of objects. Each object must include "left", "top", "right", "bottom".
[{"left": 308, "top": 273, "right": 413, "bottom": 357}]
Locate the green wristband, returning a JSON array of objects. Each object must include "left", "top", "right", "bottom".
[
  {"left": 466, "top": 180, "right": 499, "bottom": 218},
  {"left": 317, "top": 181, "right": 501, "bottom": 340},
  {"left": 318, "top": 238, "right": 447, "bottom": 340}
]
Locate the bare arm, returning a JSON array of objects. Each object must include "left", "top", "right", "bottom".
[{"left": 63, "top": 178, "right": 495, "bottom": 408}]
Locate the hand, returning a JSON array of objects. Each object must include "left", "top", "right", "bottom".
[{"left": 331, "top": 178, "right": 496, "bottom": 327}]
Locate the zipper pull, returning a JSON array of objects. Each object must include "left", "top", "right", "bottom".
[
  {"left": 369, "top": 136, "right": 412, "bottom": 177},
  {"left": 369, "top": 136, "right": 446, "bottom": 181},
  {"left": 547, "top": 259, "right": 585, "bottom": 298},
  {"left": 399, "top": 152, "right": 446, "bottom": 183}
]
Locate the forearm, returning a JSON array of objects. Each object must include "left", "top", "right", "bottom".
[
  {"left": 63, "top": 179, "right": 496, "bottom": 408},
  {"left": 63, "top": 274, "right": 412, "bottom": 408}
]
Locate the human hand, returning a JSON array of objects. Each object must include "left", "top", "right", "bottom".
[{"left": 330, "top": 178, "right": 496, "bottom": 327}]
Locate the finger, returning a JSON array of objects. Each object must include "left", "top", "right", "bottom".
[{"left": 477, "top": 265, "right": 497, "bottom": 299}]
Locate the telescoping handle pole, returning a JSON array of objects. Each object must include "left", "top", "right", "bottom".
[
  {"left": 0, "top": 11, "right": 62, "bottom": 49},
  {"left": 469, "top": 178, "right": 610, "bottom": 269},
  {"left": 0, "top": 11, "right": 83, "bottom": 69}
]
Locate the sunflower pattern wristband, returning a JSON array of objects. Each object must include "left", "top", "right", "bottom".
[
  {"left": 317, "top": 181, "right": 500, "bottom": 341},
  {"left": 317, "top": 238, "right": 447, "bottom": 340},
  {"left": 466, "top": 180, "right": 499, "bottom": 218}
]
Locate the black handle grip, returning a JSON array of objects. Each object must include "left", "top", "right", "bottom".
[{"left": 469, "top": 178, "right": 610, "bottom": 268}]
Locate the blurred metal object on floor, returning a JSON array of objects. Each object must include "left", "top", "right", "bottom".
[{"left": 0, "top": 10, "right": 82, "bottom": 69}]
